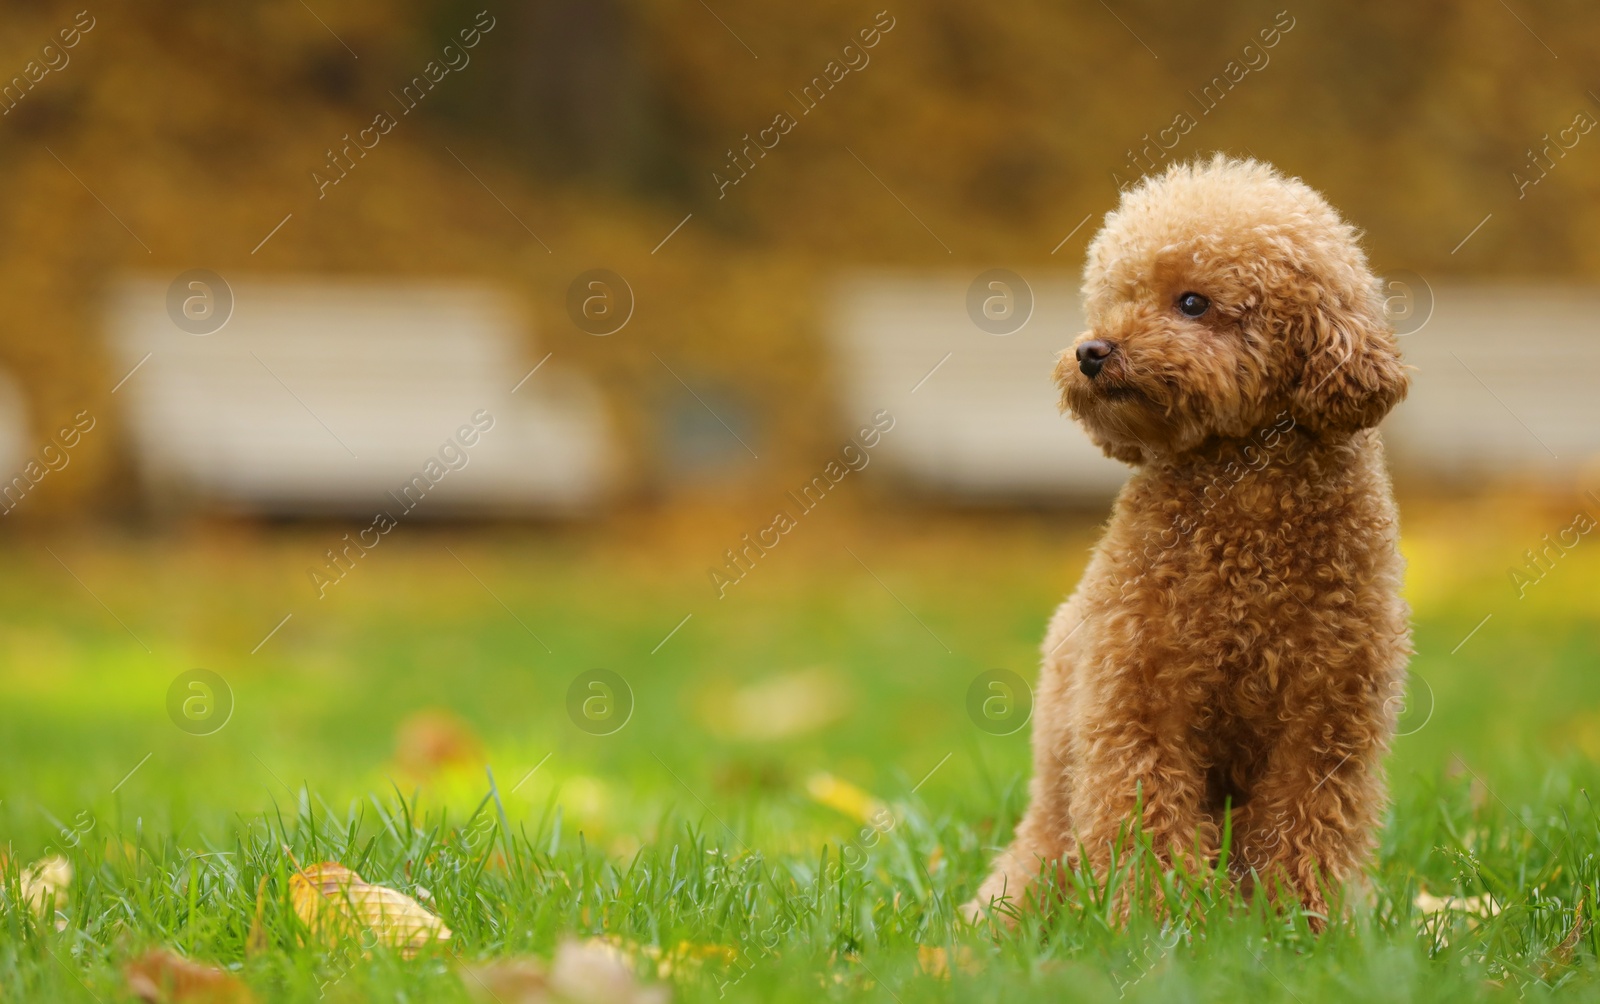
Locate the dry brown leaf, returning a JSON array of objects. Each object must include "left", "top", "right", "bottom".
[
  {"left": 393, "top": 709, "right": 484, "bottom": 779},
  {"left": 245, "top": 875, "right": 270, "bottom": 958},
  {"left": 1551, "top": 899, "right": 1586, "bottom": 964},
  {"left": 289, "top": 862, "right": 451, "bottom": 958},
  {"left": 461, "top": 940, "right": 669, "bottom": 1004},
  {"left": 1538, "top": 897, "right": 1585, "bottom": 978},
  {"left": 124, "top": 949, "right": 255, "bottom": 1004},
  {"left": 19, "top": 856, "right": 71, "bottom": 916}
]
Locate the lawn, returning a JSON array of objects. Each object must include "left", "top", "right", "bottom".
[{"left": 3, "top": 496, "right": 1600, "bottom": 1002}]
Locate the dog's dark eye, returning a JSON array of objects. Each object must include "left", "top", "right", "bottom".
[{"left": 1177, "top": 292, "right": 1210, "bottom": 318}]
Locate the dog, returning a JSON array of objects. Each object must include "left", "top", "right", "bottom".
[{"left": 965, "top": 156, "right": 1411, "bottom": 927}]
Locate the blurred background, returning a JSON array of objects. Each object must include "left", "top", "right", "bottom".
[{"left": 3, "top": 0, "right": 1600, "bottom": 855}]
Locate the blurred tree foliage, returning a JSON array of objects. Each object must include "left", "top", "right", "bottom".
[{"left": 0, "top": 0, "right": 1596, "bottom": 516}]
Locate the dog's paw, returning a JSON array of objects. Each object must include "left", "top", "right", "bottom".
[
  {"left": 958, "top": 898, "right": 988, "bottom": 927},
  {"left": 959, "top": 895, "right": 1017, "bottom": 935}
]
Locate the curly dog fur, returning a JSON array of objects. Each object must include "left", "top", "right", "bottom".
[{"left": 966, "top": 156, "right": 1412, "bottom": 926}]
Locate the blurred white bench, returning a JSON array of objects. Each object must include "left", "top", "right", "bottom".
[
  {"left": 105, "top": 275, "right": 614, "bottom": 515},
  {"left": 1383, "top": 283, "right": 1600, "bottom": 483},
  {"left": 0, "top": 370, "right": 28, "bottom": 478},
  {"left": 829, "top": 273, "right": 1600, "bottom": 498},
  {"left": 828, "top": 271, "right": 1129, "bottom": 500}
]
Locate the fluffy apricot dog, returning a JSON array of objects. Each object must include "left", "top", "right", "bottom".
[{"left": 966, "top": 156, "right": 1411, "bottom": 926}]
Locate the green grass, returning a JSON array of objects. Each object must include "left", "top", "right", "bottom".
[{"left": 3, "top": 502, "right": 1600, "bottom": 1001}]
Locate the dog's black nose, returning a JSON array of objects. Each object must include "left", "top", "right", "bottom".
[{"left": 1076, "top": 339, "right": 1114, "bottom": 378}]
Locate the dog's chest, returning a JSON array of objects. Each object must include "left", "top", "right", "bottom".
[
  {"left": 1085, "top": 454, "right": 1398, "bottom": 696},
  {"left": 1098, "top": 472, "right": 1305, "bottom": 618}
]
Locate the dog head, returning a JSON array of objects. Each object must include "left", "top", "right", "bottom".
[{"left": 1056, "top": 156, "right": 1408, "bottom": 464}]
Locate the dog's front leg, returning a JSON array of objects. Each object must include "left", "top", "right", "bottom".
[
  {"left": 1231, "top": 728, "right": 1386, "bottom": 928},
  {"left": 1066, "top": 715, "right": 1213, "bottom": 920},
  {"left": 1070, "top": 742, "right": 1212, "bottom": 867}
]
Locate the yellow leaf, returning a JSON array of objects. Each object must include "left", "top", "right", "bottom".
[
  {"left": 698, "top": 667, "right": 852, "bottom": 741},
  {"left": 594, "top": 934, "right": 735, "bottom": 979},
  {"left": 106, "top": 841, "right": 142, "bottom": 867},
  {"left": 805, "top": 773, "right": 887, "bottom": 825},
  {"left": 916, "top": 944, "right": 978, "bottom": 979},
  {"left": 662, "top": 939, "right": 736, "bottom": 979},
  {"left": 19, "top": 855, "right": 71, "bottom": 916},
  {"left": 124, "top": 948, "right": 255, "bottom": 1003},
  {"left": 289, "top": 862, "right": 451, "bottom": 958},
  {"left": 1414, "top": 890, "right": 1499, "bottom": 919}
]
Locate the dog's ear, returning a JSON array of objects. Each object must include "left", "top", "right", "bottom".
[{"left": 1290, "top": 297, "right": 1408, "bottom": 435}]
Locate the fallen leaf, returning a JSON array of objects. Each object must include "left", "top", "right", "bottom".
[
  {"left": 393, "top": 709, "right": 483, "bottom": 779},
  {"left": 917, "top": 944, "right": 978, "bottom": 979},
  {"left": 698, "top": 667, "right": 852, "bottom": 741},
  {"left": 460, "top": 940, "right": 670, "bottom": 1004},
  {"left": 124, "top": 949, "right": 255, "bottom": 1003},
  {"left": 1538, "top": 897, "right": 1585, "bottom": 978},
  {"left": 19, "top": 855, "right": 71, "bottom": 916},
  {"left": 1415, "top": 889, "right": 1501, "bottom": 948},
  {"left": 805, "top": 773, "right": 888, "bottom": 825},
  {"left": 596, "top": 935, "right": 735, "bottom": 979},
  {"left": 290, "top": 862, "right": 451, "bottom": 958},
  {"left": 460, "top": 958, "right": 549, "bottom": 1003},
  {"left": 245, "top": 876, "right": 270, "bottom": 958},
  {"left": 1415, "top": 890, "right": 1500, "bottom": 918},
  {"left": 106, "top": 841, "right": 142, "bottom": 867},
  {"left": 663, "top": 940, "right": 736, "bottom": 980},
  {"left": 551, "top": 940, "right": 670, "bottom": 1004}
]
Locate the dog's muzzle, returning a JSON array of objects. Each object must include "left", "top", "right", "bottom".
[{"left": 1076, "top": 339, "right": 1114, "bottom": 378}]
